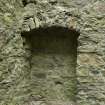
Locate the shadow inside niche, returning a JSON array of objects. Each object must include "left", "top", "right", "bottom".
[{"left": 21, "top": 26, "right": 79, "bottom": 102}]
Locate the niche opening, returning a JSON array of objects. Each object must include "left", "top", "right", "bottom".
[{"left": 21, "top": 26, "right": 79, "bottom": 102}]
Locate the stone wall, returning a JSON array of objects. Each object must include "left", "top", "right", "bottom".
[{"left": 0, "top": 0, "right": 105, "bottom": 105}]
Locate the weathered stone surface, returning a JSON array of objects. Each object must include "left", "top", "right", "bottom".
[{"left": 0, "top": 0, "right": 105, "bottom": 105}]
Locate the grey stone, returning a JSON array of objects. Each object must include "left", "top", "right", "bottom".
[{"left": 0, "top": 0, "right": 105, "bottom": 105}]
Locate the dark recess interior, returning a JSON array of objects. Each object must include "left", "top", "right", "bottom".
[{"left": 21, "top": 27, "right": 79, "bottom": 102}]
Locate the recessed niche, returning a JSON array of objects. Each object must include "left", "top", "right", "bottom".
[{"left": 21, "top": 27, "right": 79, "bottom": 102}]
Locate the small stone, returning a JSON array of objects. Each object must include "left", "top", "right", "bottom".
[
  {"left": 22, "top": 24, "right": 30, "bottom": 32},
  {"left": 34, "top": 17, "right": 40, "bottom": 28},
  {"left": 28, "top": 18, "right": 35, "bottom": 29}
]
